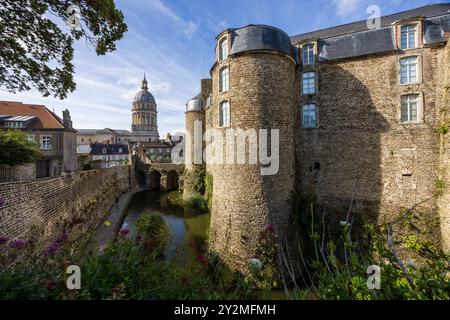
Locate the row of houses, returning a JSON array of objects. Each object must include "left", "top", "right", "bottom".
[{"left": 0, "top": 100, "right": 183, "bottom": 181}]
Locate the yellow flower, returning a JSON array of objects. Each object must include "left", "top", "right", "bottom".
[{"left": 104, "top": 220, "right": 111, "bottom": 227}]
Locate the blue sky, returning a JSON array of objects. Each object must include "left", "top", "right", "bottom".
[{"left": 0, "top": 0, "right": 444, "bottom": 134}]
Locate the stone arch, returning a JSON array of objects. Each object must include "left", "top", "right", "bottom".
[
  {"left": 166, "top": 170, "right": 179, "bottom": 191},
  {"left": 137, "top": 170, "right": 146, "bottom": 187},
  {"left": 148, "top": 170, "right": 161, "bottom": 190}
]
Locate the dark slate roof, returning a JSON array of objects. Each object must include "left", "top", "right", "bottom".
[
  {"left": 229, "top": 25, "right": 294, "bottom": 58},
  {"left": 290, "top": 4, "right": 450, "bottom": 62},
  {"left": 141, "top": 142, "right": 172, "bottom": 148},
  {"left": 90, "top": 144, "right": 129, "bottom": 155},
  {"left": 290, "top": 3, "right": 450, "bottom": 43}
]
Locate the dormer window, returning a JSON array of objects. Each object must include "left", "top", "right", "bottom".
[
  {"left": 219, "top": 37, "right": 228, "bottom": 62},
  {"left": 302, "top": 44, "right": 315, "bottom": 65},
  {"left": 400, "top": 24, "right": 417, "bottom": 49}
]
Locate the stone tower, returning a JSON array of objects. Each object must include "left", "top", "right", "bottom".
[
  {"left": 131, "top": 75, "right": 159, "bottom": 142},
  {"left": 206, "top": 25, "right": 297, "bottom": 271},
  {"left": 183, "top": 79, "right": 212, "bottom": 201}
]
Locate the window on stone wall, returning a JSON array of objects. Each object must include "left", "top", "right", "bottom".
[
  {"left": 302, "top": 71, "right": 316, "bottom": 95},
  {"left": 40, "top": 135, "right": 51, "bottom": 150},
  {"left": 219, "top": 37, "right": 228, "bottom": 61},
  {"left": 302, "top": 104, "right": 317, "bottom": 128},
  {"left": 27, "top": 135, "right": 35, "bottom": 143},
  {"left": 219, "top": 101, "right": 230, "bottom": 127},
  {"left": 302, "top": 44, "right": 315, "bottom": 65},
  {"left": 401, "top": 94, "right": 420, "bottom": 123},
  {"left": 219, "top": 67, "right": 229, "bottom": 93},
  {"left": 400, "top": 56, "right": 418, "bottom": 84},
  {"left": 400, "top": 25, "right": 417, "bottom": 49}
]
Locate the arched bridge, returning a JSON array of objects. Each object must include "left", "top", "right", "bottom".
[{"left": 133, "top": 154, "right": 184, "bottom": 191}]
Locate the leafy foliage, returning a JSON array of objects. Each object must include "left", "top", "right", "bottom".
[
  {"left": 285, "top": 197, "right": 450, "bottom": 300},
  {"left": 0, "top": 0, "right": 127, "bottom": 99},
  {"left": 0, "top": 130, "right": 42, "bottom": 166},
  {"left": 135, "top": 212, "right": 170, "bottom": 256}
]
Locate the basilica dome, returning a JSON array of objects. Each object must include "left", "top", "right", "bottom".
[{"left": 133, "top": 76, "right": 156, "bottom": 104}]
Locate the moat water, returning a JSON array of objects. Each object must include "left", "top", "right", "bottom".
[{"left": 119, "top": 190, "right": 210, "bottom": 262}]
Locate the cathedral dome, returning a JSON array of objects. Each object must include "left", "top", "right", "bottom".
[{"left": 133, "top": 75, "right": 156, "bottom": 104}]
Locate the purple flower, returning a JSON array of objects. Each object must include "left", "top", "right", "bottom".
[
  {"left": 9, "top": 239, "right": 25, "bottom": 249},
  {"left": 43, "top": 244, "right": 60, "bottom": 257},
  {"left": 55, "top": 233, "right": 68, "bottom": 244},
  {"left": 0, "top": 236, "right": 9, "bottom": 245},
  {"left": 135, "top": 235, "right": 142, "bottom": 242},
  {"left": 0, "top": 196, "right": 6, "bottom": 207}
]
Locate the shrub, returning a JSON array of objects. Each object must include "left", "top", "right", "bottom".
[
  {"left": 0, "top": 129, "right": 41, "bottom": 166},
  {"left": 185, "top": 196, "right": 209, "bottom": 211},
  {"left": 135, "top": 212, "right": 170, "bottom": 255},
  {"left": 279, "top": 198, "right": 450, "bottom": 300}
]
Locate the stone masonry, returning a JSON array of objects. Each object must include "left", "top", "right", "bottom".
[
  {"left": 206, "top": 46, "right": 296, "bottom": 271},
  {"left": 184, "top": 6, "right": 450, "bottom": 272},
  {"left": 0, "top": 166, "right": 132, "bottom": 257}
]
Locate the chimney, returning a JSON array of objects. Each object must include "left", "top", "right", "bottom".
[{"left": 62, "top": 109, "right": 73, "bottom": 130}]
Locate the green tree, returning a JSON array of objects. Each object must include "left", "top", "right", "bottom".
[
  {"left": 0, "top": 130, "right": 42, "bottom": 166},
  {"left": 0, "top": 0, "right": 127, "bottom": 99}
]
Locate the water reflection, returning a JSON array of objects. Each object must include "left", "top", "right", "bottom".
[{"left": 120, "top": 190, "right": 210, "bottom": 262}]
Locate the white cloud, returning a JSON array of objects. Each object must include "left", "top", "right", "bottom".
[
  {"left": 144, "top": 0, "right": 200, "bottom": 37},
  {"left": 333, "top": 0, "right": 361, "bottom": 17},
  {"left": 184, "top": 21, "right": 199, "bottom": 37}
]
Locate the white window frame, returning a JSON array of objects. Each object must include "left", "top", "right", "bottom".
[
  {"left": 400, "top": 24, "right": 417, "bottom": 50},
  {"left": 219, "top": 67, "right": 229, "bottom": 93},
  {"left": 40, "top": 135, "right": 51, "bottom": 150},
  {"left": 400, "top": 56, "right": 420, "bottom": 85},
  {"left": 302, "top": 104, "right": 318, "bottom": 128},
  {"left": 302, "top": 71, "right": 316, "bottom": 95},
  {"left": 218, "top": 36, "right": 228, "bottom": 62},
  {"left": 219, "top": 100, "right": 230, "bottom": 128},
  {"left": 400, "top": 94, "right": 422, "bottom": 124},
  {"left": 26, "top": 135, "right": 35, "bottom": 143},
  {"left": 302, "top": 44, "right": 315, "bottom": 65}
]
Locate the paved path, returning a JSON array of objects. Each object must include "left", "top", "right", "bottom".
[{"left": 94, "top": 188, "right": 144, "bottom": 254}]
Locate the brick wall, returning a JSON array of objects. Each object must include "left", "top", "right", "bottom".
[{"left": 0, "top": 166, "right": 132, "bottom": 256}]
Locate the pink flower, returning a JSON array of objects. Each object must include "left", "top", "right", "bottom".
[
  {"left": 196, "top": 255, "right": 207, "bottom": 266},
  {"left": 46, "top": 280, "right": 57, "bottom": 290},
  {"left": 265, "top": 224, "right": 275, "bottom": 233},
  {"left": 119, "top": 229, "right": 130, "bottom": 237}
]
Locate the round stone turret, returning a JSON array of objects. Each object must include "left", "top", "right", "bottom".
[{"left": 207, "top": 25, "right": 296, "bottom": 272}]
